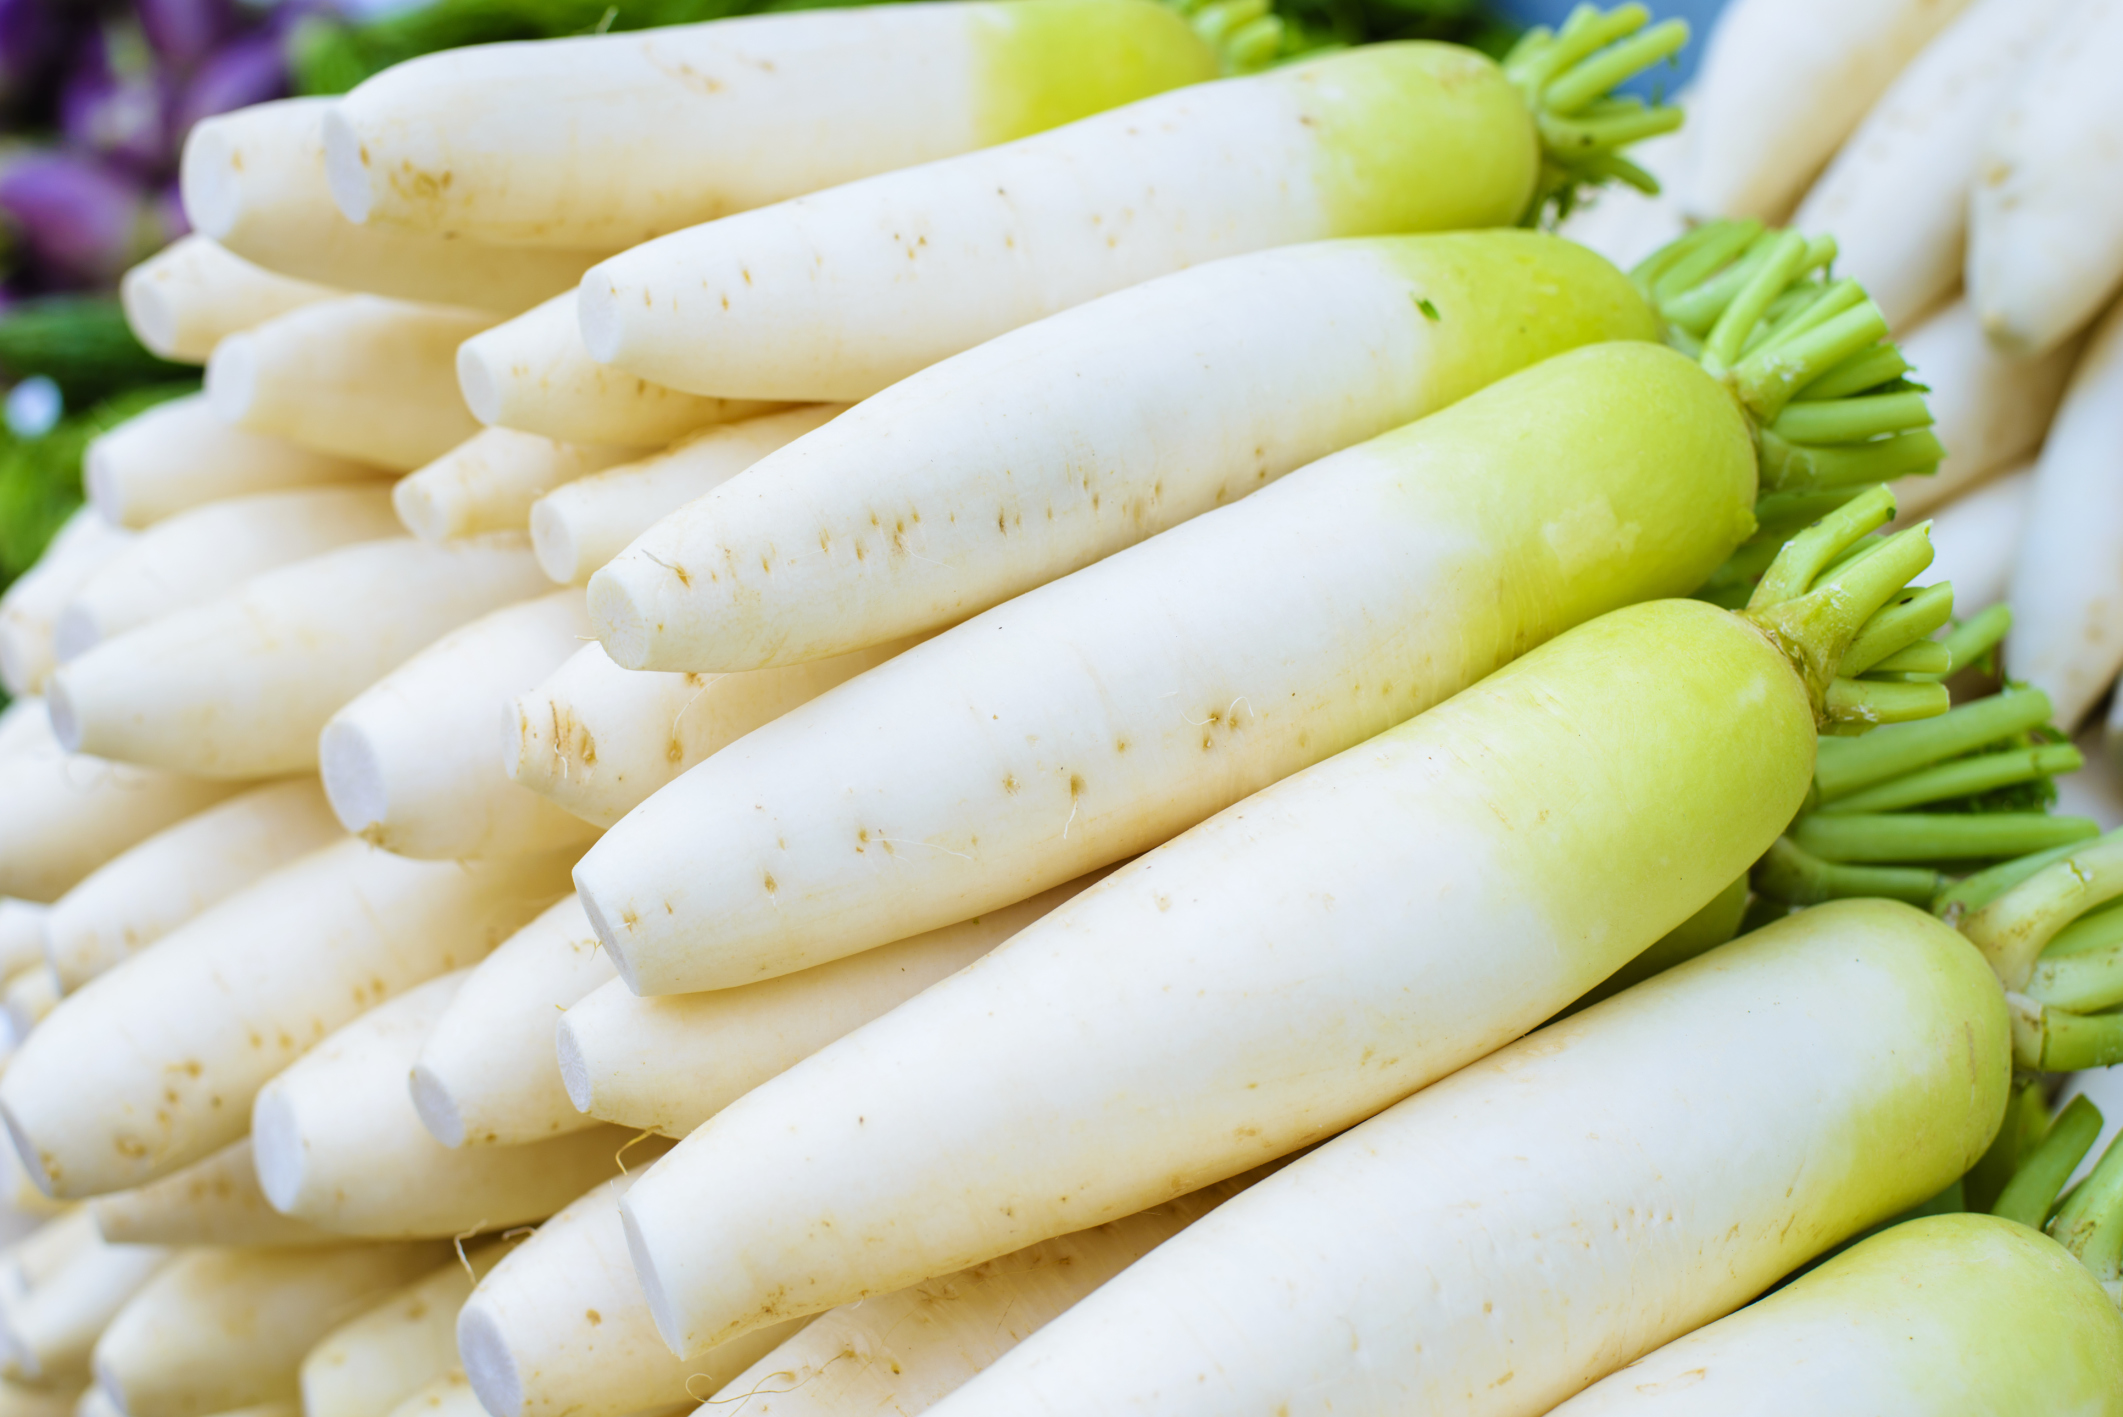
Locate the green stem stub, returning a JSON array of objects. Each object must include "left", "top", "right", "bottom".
[
  {"left": 1965, "top": 836, "right": 2123, "bottom": 991},
  {"left": 1752, "top": 835, "right": 1939, "bottom": 906},
  {"left": 1502, "top": 4, "right": 1688, "bottom": 225},
  {"left": 1992, "top": 1093, "right": 2104, "bottom": 1230},
  {"left": 2051, "top": 1114, "right": 2123, "bottom": 1286}
]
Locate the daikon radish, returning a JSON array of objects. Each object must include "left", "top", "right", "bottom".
[
  {"left": 88, "top": 1142, "right": 344, "bottom": 1249},
  {"left": 325, "top": 0, "right": 1215, "bottom": 250},
  {"left": 382, "top": 1373, "right": 480, "bottom": 1417},
  {"left": 710, "top": 1173, "right": 1257, "bottom": 1417},
  {"left": 44, "top": 780, "right": 345, "bottom": 994},
  {"left": 92, "top": 1245, "right": 449, "bottom": 1417},
  {"left": 1792, "top": 0, "right": 2065, "bottom": 332},
  {"left": 1683, "top": 0, "right": 1975, "bottom": 223},
  {"left": 301, "top": 1244, "right": 512, "bottom": 1417},
  {"left": 0, "top": 905, "right": 45, "bottom": 983},
  {"left": 0, "top": 1233, "right": 170, "bottom": 1384},
  {"left": 577, "top": 338, "right": 1780, "bottom": 993},
  {"left": 581, "top": 10, "right": 1687, "bottom": 401},
  {"left": 615, "top": 505, "right": 1946, "bottom": 1351},
  {"left": 84, "top": 397, "right": 385, "bottom": 531},
  {"left": 558, "top": 878, "right": 1098, "bottom": 1137},
  {"left": 1916, "top": 464, "right": 2031, "bottom": 621},
  {"left": 71, "top": 1389, "right": 112, "bottom": 1417},
  {"left": 1550, "top": 1213, "right": 2123, "bottom": 1414},
  {"left": 48, "top": 535, "right": 549, "bottom": 779},
  {"left": 0, "top": 1386, "right": 81, "bottom": 1417},
  {"left": 252, "top": 972, "right": 641, "bottom": 1238},
  {"left": 54, "top": 488, "right": 402, "bottom": 659},
  {"left": 206, "top": 297, "right": 494, "bottom": 472},
  {"left": 319, "top": 591, "right": 599, "bottom": 860},
  {"left": 528, "top": 406, "right": 840, "bottom": 586},
  {"left": 0, "top": 511, "right": 130, "bottom": 697},
  {"left": 1968, "top": 0, "right": 2123, "bottom": 356},
  {"left": 393, "top": 431, "right": 638, "bottom": 543},
  {"left": 589, "top": 231, "right": 1660, "bottom": 668},
  {"left": 509, "top": 639, "right": 908, "bottom": 829},
  {"left": 2009, "top": 299, "right": 2123, "bottom": 729},
  {"left": 410, "top": 898, "right": 607, "bottom": 1148},
  {"left": 180, "top": 100, "right": 603, "bottom": 314},
  {"left": 2, "top": 974, "right": 57, "bottom": 1041},
  {"left": 1888, "top": 296, "right": 2078, "bottom": 520},
  {"left": 456, "top": 1175, "right": 800, "bottom": 1417},
  {"left": 0, "top": 699, "right": 48, "bottom": 761},
  {"left": 916, "top": 901, "right": 2006, "bottom": 1417},
  {"left": 119, "top": 237, "right": 338, "bottom": 363},
  {"left": 0, "top": 704, "right": 240, "bottom": 904},
  {"left": 2, "top": 1211, "right": 93, "bottom": 1298},
  {"left": 456, "top": 296, "right": 781, "bottom": 449},
  {"left": 0, "top": 838, "right": 573, "bottom": 1198}
]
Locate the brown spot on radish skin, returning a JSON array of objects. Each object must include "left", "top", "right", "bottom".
[{"left": 585, "top": 1310, "right": 602, "bottom": 1326}]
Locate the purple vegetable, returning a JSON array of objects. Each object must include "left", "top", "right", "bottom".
[
  {"left": 0, "top": 0, "right": 60, "bottom": 109},
  {"left": 171, "top": 30, "right": 286, "bottom": 135},
  {"left": 0, "top": 154, "right": 152, "bottom": 287},
  {"left": 136, "top": 0, "right": 234, "bottom": 71},
  {"left": 59, "top": 24, "right": 174, "bottom": 176}
]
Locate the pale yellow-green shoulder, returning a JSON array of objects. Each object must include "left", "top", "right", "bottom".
[{"left": 968, "top": 0, "right": 1219, "bottom": 145}]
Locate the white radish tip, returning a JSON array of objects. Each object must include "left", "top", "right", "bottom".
[
  {"left": 573, "top": 273, "right": 625, "bottom": 366},
  {"left": 204, "top": 335, "right": 261, "bottom": 429},
  {"left": 50, "top": 604, "right": 98, "bottom": 666},
  {"left": 0, "top": 1104, "right": 57, "bottom": 1203},
  {"left": 250, "top": 1085, "right": 307, "bottom": 1214},
  {"left": 553, "top": 1019, "right": 593, "bottom": 1113},
  {"left": 117, "top": 267, "right": 181, "bottom": 363},
  {"left": 527, "top": 500, "right": 579, "bottom": 585},
  {"left": 391, "top": 475, "right": 452, "bottom": 544},
  {"left": 456, "top": 1300, "right": 526, "bottom": 1417},
  {"left": 408, "top": 1064, "right": 467, "bottom": 1148},
  {"left": 0, "top": 624, "right": 34, "bottom": 701},
  {"left": 176, "top": 119, "right": 248, "bottom": 243},
  {"left": 455, "top": 340, "right": 505, "bottom": 429},
  {"left": 584, "top": 566, "right": 653, "bottom": 671},
  {"left": 42, "top": 672, "right": 84, "bottom": 754},
  {"left": 319, "top": 108, "right": 375, "bottom": 226},
  {"left": 317, "top": 719, "right": 390, "bottom": 840},
  {"left": 616, "top": 1191, "right": 688, "bottom": 1357},
  {"left": 572, "top": 887, "right": 644, "bottom": 995},
  {"left": 81, "top": 439, "right": 126, "bottom": 529}
]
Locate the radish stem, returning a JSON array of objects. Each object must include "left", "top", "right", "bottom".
[
  {"left": 1993, "top": 1097, "right": 2101, "bottom": 1229},
  {"left": 1796, "top": 813, "right": 2098, "bottom": 865},
  {"left": 1816, "top": 687, "right": 2055, "bottom": 801},
  {"left": 1754, "top": 837, "right": 1940, "bottom": 906},
  {"left": 2050, "top": 1127, "right": 2123, "bottom": 1287},
  {"left": 1820, "top": 744, "right": 2085, "bottom": 816}
]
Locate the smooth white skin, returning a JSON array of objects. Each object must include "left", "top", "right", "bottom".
[
  {"left": 0, "top": 1234, "right": 169, "bottom": 1384},
  {"left": 47, "top": 535, "right": 550, "bottom": 780},
  {"left": 919, "top": 902, "right": 2007, "bottom": 1417},
  {"left": 206, "top": 297, "right": 494, "bottom": 472},
  {"left": 83, "top": 395, "right": 386, "bottom": 531},
  {"left": 711, "top": 1175, "right": 1254, "bottom": 1417},
  {"left": 0, "top": 838, "right": 575, "bottom": 1198},
  {"left": 0, "top": 697, "right": 49, "bottom": 761},
  {"left": 1682, "top": 0, "right": 1975, "bottom": 222},
  {"left": 1793, "top": 0, "right": 2066, "bottom": 333},
  {"left": 319, "top": 591, "right": 599, "bottom": 860},
  {"left": 1887, "top": 296, "right": 2080, "bottom": 520},
  {"left": 528, "top": 405, "right": 839, "bottom": 585},
  {"left": 1969, "top": 0, "right": 2123, "bottom": 356},
  {"left": 410, "top": 897, "right": 610, "bottom": 1149},
  {"left": 455, "top": 1174, "right": 797, "bottom": 1417},
  {"left": 43, "top": 779, "right": 346, "bottom": 994},
  {"left": 118, "top": 236, "right": 339, "bottom": 363},
  {"left": 87, "top": 1140, "right": 346, "bottom": 1249},
  {"left": 509, "top": 637, "right": 908, "bottom": 829},
  {"left": 589, "top": 236, "right": 1649, "bottom": 669},
  {"left": 92, "top": 1245, "right": 450, "bottom": 1417},
  {"left": 0, "top": 511, "right": 130, "bottom": 697},
  {"left": 251, "top": 971, "right": 634, "bottom": 1238},
  {"left": 70, "top": 1389, "right": 113, "bottom": 1417},
  {"left": 393, "top": 430, "right": 638, "bottom": 543},
  {"left": 2, "top": 1211, "right": 94, "bottom": 1299},
  {"left": 301, "top": 1243, "right": 513, "bottom": 1417},
  {"left": 55, "top": 487, "right": 403, "bottom": 659},
  {"left": 0, "top": 902, "right": 44, "bottom": 982},
  {"left": 456, "top": 295, "right": 780, "bottom": 448},
  {"left": 579, "top": 71, "right": 1337, "bottom": 402},
  {"left": 558, "top": 877, "right": 1098, "bottom": 1136},
  {"left": 2, "top": 971, "right": 57, "bottom": 1040},
  {"left": 179, "top": 99, "right": 605, "bottom": 314},
  {"left": 0, "top": 702, "right": 240, "bottom": 905},
  {"left": 1921, "top": 463, "right": 2030, "bottom": 619},
  {"left": 381, "top": 1372, "right": 483, "bottom": 1417},
  {"left": 2008, "top": 298, "right": 2123, "bottom": 729},
  {"left": 1548, "top": 1215, "right": 2123, "bottom": 1416}
]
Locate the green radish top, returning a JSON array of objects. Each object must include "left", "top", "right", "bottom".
[
  {"left": 1986, "top": 1091, "right": 2123, "bottom": 1308},
  {"left": 970, "top": 0, "right": 1223, "bottom": 144}
]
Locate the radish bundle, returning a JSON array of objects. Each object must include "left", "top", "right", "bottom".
[
  {"left": 205, "top": 297, "right": 494, "bottom": 472},
  {"left": 455, "top": 296, "right": 781, "bottom": 451},
  {"left": 83, "top": 398, "right": 386, "bottom": 532},
  {"left": 43, "top": 778, "right": 345, "bottom": 993},
  {"left": 89, "top": 1141, "right": 343, "bottom": 1249},
  {"left": 48, "top": 535, "right": 549, "bottom": 780},
  {"left": 54, "top": 488, "right": 403, "bottom": 659},
  {"left": 302, "top": 1245, "right": 513, "bottom": 1417},
  {"left": 118, "top": 237, "right": 338, "bottom": 364},
  {"left": 616, "top": 496, "right": 1952, "bottom": 1351},
  {"left": 909, "top": 900, "right": 2007, "bottom": 1417},
  {"left": 392, "top": 432, "right": 638, "bottom": 544},
  {"left": 589, "top": 230, "right": 1657, "bottom": 669},
  {"left": 455, "top": 1177, "right": 799, "bottom": 1417},
  {"left": 578, "top": 232, "right": 1931, "bottom": 993},
  {"left": 1969, "top": 0, "right": 2123, "bottom": 356},
  {"left": 318, "top": 591, "right": 600, "bottom": 859},
  {"left": 580, "top": 6, "right": 1687, "bottom": 402},
  {"left": 1681, "top": 0, "right": 1974, "bottom": 223},
  {"left": 325, "top": 0, "right": 1220, "bottom": 252},
  {"left": 557, "top": 877, "right": 1100, "bottom": 1137},
  {"left": 526, "top": 405, "right": 840, "bottom": 586},
  {"left": 94, "top": 1246, "right": 449, "bottom": 1417},
  {"left": 250, "top": 973, "right": 634, "bottom": 1237},
  {"left": 0, "top": 839, "right": 573, "bottom": 1197},
  {"left": 0, "top": 512, "right": 132, "bottom": 697},
  {"left": 508, "top": 639, "right": 910, "bottom": 829},
  {"left": 180, "top": 100, "right": 605, "bottom": 314}
]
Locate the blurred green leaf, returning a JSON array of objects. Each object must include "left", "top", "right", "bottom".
[{"left": 0, "top": 297, "right": 193, "bottom": 407}]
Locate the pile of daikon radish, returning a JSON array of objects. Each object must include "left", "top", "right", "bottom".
[{"left": 0, "top": 0, "right": 2119, "bottom": 1415}]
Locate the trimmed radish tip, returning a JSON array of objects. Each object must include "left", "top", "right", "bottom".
[
  {"left": 574, "top": 273, "right": 624, "bottom": 365},
  {"left": 457, "top": 1301, "right": 526, "bottom": 1417},
  {"left": 554, "top": 1020, "right": 593, "bottom": 1113},
  {"left": 175, "top": 122, "right": 245, "bottom": 242},
  {"left": 392, "top": 476, "right": 451, "bottom": 544},
  {"left": 319, "top": 109, "right": 375, "bottom": 226},
  {"left": 572, "top": 884, "right": 643, "bottom": 996},
  {"left": 318, "top": 719, "right": 390, "bottom": 839},
  {"left": 42, "top": 673, "right": 84, "bottom": 754},
  {"left": 528, "top": 500, "right": 578, "bottom": 585},
  {"left": 204, "top": 334, "right": 261, "bottom": 428},
  {"left": 250, "top": 1086, "right": 306, "bottom": 1213},
  {"left": 456, "top": 341, "right": 504, "bottom": 428},
  {"left": 617, "top": 1190, "right": 688, "bottom": 1356},
  {"left": 584, "top": 567, "right": 652, "bottom": 670},
  {"left": 408, "top": 1064, "right": 467, "bottom": 1149},
  {"left": 0, "top": 1103, "right": 58, "bottom": 1202},
  {"left": 50, "top": 603, "right": 98, "bottom": 666},
  {"left": 117, "top": 269, "right": 179, "bottom": 361}
]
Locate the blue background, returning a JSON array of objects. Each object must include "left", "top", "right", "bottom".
[{"left": 1495, "top": 0, "right": 1730, "bottom": 95}]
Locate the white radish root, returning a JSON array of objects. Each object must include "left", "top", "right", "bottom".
[
  {"left": 393, "top": 431, "right": 638, "bottom": 543},
  {"left": 119, "top": 237, "right": 338, "bottom": 363},
  {"left": 1920, "top": 463, "right": 2032, "bottom": 619},
  {"left": 88, "top": 1141, "right": 347, "bottom": 1249},
  {"left": 0, "top": 511, "right": 132, "bottom": 698},
  {"left": 300, "top": 1243, "right": 514, "bottom": 1417},
  {"left": 84, "top": 396, "right": 385, "bottom": 531}
]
